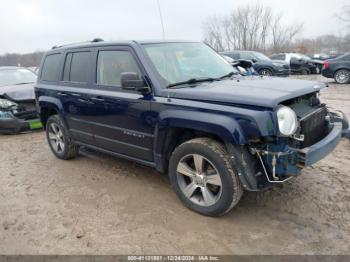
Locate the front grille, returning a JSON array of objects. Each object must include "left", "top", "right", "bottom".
[{"left": 300, "top": 106, "right": 328, "bottom": 148}]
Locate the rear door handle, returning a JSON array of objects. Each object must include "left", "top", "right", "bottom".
[
  {"left": 71, "top": 93, "right": 82, "bottom": 97},
  {"left": 90, "top": 96, "right": 105, "bottom": 102},
  {"left": 57, "top": 92, "right": 67, "bottom": 97}
]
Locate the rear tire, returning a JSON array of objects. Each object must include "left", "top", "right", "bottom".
[
  {"left": 334, "top": 69, "right": 350, "bottom": 84},
  {"left": 169, "top": 138, "right": 243, "bottom": 216},
  {"left": 259, "top": 69, "right": 273, "bottom": 76},
  {"left": 46, "top": 115, "right": 79, "bottom": 160}
]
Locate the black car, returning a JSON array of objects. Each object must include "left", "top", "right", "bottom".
[
  {"left": 221, "top": 51, "right": 290, "bottom": 77},
  {"left": 322, "top": 53, "right": 350, "bottom": 84},
  {"left": 0, "top": 67, "right": 42, "bottom": 133},
  {"left": 270, "top": 53, "right": 319, "bottom": 74}
]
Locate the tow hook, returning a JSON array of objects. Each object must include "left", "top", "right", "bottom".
[{"left": 271, "top": 155, "right": 278, "bottom": 181}]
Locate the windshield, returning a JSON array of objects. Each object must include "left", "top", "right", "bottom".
[
  {"left": 142, "top": 42, "right": 235, "bottom": 86},
  {"left": 299, "top": 54, "right": 311, "bottom": 61},
  {"left": 253, "top": 52, "right": 270, "bottom": 61},
  {"left": 0, "top": 68, "right": 37, "bottom": 87}
]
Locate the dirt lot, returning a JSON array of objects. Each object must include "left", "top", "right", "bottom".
[{"left": 0, "top": 75, "right": 349, "bottom": 255}]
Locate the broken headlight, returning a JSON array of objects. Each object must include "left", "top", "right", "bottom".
[
  {"left": 276, "top": 106, "right": 298, "bottom": 136},
  {"left": 0, "top": 98, "right": 17, "bottom": 109}
]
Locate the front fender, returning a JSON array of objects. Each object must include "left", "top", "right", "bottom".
[{"left": 156, "top": 109, "right": 246, "bottom": 152}]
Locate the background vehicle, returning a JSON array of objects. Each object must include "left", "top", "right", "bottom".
[
  {"left": 221, "top": 51, "right": 290, "bottom": 77},
  {"left": 36, "top": 40, "right": 346, "bottom": 216},
  {"left": 27, "top": 66, "right": 39, "bottom": 75},
  {"left": 0, "top": 67, "right": 42, "bottom": 133},
  {"left": 222, "top": 55, "right": 257, "bottom": 76},
  {"left": 322, "top": 53, "right": 350, "bottom": 84},
  {"left": 270, "top": 53, "right": 319, "bottom": 74}
]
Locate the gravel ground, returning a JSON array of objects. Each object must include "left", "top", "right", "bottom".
[{"left": 0, "top": 75, "right": 349, "bottom": 255}]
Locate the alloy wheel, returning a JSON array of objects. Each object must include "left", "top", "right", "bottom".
[
  {"left": 260, "top": 69, "right": 272, "bottom": 76},
  {"left": 176, "top": 154, "right": 222, "bottom": 207},
  {"left": 48, "top": 123, "right": 65, "bottom": 154},
  {"left": 335, "top": 70, "right": 350, "bottom": 84}
]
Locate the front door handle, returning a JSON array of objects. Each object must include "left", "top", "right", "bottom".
[{"left": 90, "top": 96, "right": 105, "bottom": 102}]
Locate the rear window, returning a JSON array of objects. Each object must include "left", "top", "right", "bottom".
[
  {"left": 271, "top": 54, "right": 285, "bottom": 60},
  {"left": 41, "top": 54, "right": 61, "bottom": 82},
  {"left": 63, "top": 52, "right": 90, "bottom": 83}
]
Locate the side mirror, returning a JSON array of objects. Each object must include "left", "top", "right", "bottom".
[
  {"left": 252, "top": 59, "right": 257, "bottom": 63},
  {"left": 121, "top": 72, "right": 150, "bottom": 94}
]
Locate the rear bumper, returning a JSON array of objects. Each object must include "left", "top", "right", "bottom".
[
  {"left": 296, "top": 122, "right": 342, "bottom": 167},
  {"left": 0, "top": 112, "right": 42, "bottom": 134},
  {"left": 321, "top": 68, "right": 333, "bottom": 78}
]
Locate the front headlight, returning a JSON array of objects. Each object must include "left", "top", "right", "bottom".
[
  {"left": 277, "top": 106, "right": 298, "bottom": 136},
  {"left": 0, "top": 98, "right": 17, "bottom": 109}
]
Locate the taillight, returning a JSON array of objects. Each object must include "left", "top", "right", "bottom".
[{"left": 323, "top": 60, "right": 329, "bottom": 69}]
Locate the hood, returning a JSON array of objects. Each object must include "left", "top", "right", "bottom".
[
  {"left": 0, "top": 83, "right": 35, "bottom": 101},
  {"left": 164, "top": 77, "right": 326, "bottom": 109}
]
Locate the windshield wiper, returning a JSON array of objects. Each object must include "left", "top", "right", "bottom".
[
  {"left": 218, "top": 71, "right": 237, "bottom": 79},
  {"left": 167, "top": 77, "right": 216, "bottom": 89},
  {"left": 15, "top": 82, "right": 35, "bottom": 85}
]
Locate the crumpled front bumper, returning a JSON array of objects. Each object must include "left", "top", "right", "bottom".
[
  {"left": 295, "top": 122, "right": 342, "bottom": 167},
  {"left": 0, "top": 112, "right": 42, "bottom": 134}
]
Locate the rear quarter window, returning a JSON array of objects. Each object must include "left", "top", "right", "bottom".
[{"left": 40, "top": 54, "right": 61, "bottom": 82}]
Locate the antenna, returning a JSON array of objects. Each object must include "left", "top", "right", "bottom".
[{"left": 156, "top": 0, "right": 166, "bottom": 41}]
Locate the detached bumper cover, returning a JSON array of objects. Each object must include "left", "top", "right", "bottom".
[
  {"left": 296, "top": 122, "right": 342, "bottom": 167},
  {"left": 0, "top": 114, "right": 42, "bottom": 134}
]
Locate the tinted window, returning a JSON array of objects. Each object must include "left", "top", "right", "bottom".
[
  {"left": 97, "top": 51, "right": 141, "bottom": 87},
  {"left": 41, "top": 54, "right": 61, "bottom": 81},
  {"left": 231, "top": 53, "right": 240, "bottom": 59},
  {"left": 240, "top": 53, "right": 253, "bottom": 60},
  {"left": 271, "top": 54, "right": 285, "bottom": 60},
  {"left": 63, "top": 53, "right": 73, "bottom": 82},
  {"left": 63, "top": 52, "right": 90, "bottom": 83},
  {"left": 341, "top": 54, "right": 350, "bottom": 60}
]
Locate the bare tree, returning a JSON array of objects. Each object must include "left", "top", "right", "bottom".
[
  {"left": 271, "top": 14, "right": 303, "bottom": 53},
  {"left": 202, "top": 3, "right": 303, "bottom": 53},
  {"left": 203, "top": 15, "right": 225, "bottom": 52}
]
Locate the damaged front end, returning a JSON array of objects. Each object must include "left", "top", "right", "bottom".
[
  {"left": 229, "top": 92, "right": 349, "bottom": 191},
  {"left": 0, "top": 96, "right": 42, "bottom": 134}
]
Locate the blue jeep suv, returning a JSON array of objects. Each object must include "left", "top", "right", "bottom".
[{"left": 35, "top": 40, "right": 348, "bottom": 216}]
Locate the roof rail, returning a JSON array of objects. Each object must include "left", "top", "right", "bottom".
[
  {"left": 91, "top": 38, "right": 104, "bottom": 43},
  {"left": 51, "top": 38, "right": 104, "bottom": 50}
]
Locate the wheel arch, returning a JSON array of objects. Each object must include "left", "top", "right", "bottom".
[
  {"left": 154, "top": 110, "right": 247, "bottom": 172},
  {"left": 38, "top": 96, "right": 65, "bottom": 128}
]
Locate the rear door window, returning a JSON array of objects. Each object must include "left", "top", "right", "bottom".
[
  {"left": 96, "top": 50, "right": 141, "bottom": 87},
  {"left": 41, "top": 54, "right": 61, "bottom": 82},
  {"left": 63, "top": 52, "right": 90, "bottom": 83}
]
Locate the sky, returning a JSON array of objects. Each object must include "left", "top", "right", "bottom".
[{"left": 0, "top": 0, "right": 348, "bottom": 54}]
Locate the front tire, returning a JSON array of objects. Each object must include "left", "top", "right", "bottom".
[
  {"left": 169, "top": 138, "right": 243, "bottom": 216},
  {"left": 300, "top": 68, "right": 310, "bottom": 75},
  {"left": 334, "top": 69, "right": 350, "bottom": 84},
  {"left": 46, "top": 115, "right": 79, "bottom": 160}
]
